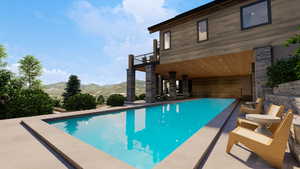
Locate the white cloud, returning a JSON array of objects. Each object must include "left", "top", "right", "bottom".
[
  {"left": 122, "top": 0, "right": 176, "bottom": 23},
  {"left": 68, "top": 0, "right": 178, "bottom": 84},
  {"left": 6, "top": 63, "right": 70, "bottom": 85},
  {"left": 41, "top": 68, "right": 70, "bottom": 84}
]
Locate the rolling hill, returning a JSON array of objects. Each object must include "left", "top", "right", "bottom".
[{"left": 43, "top": 80, "right": 145, "bottom": 99}]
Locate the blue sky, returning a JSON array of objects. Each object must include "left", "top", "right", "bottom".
[{"left": 0, "top": 0, "right": 213, "bottom": 85}]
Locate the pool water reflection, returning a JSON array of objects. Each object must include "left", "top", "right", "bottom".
[{"left": 48, "top": 98, "right": 234, "bottom": 169}]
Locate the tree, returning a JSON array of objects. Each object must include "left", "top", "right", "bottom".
[
  {"left": 0, "top": 69, "right": 25, "bottom": 119},
  {"left": 18, "top": 55, "right": 42, "bottom": 89},
  {"left": 97, "top": 95, "right": 105, "bottom": 104},
  {"left": 0, "top": 45, "right": 7, "bottom": 68},
  {"left": 63, "top": 75, "right": 81, "bottom": 104}
]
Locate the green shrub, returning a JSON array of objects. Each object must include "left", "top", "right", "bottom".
[
  {"left": 97, "top": 95, "right": 105, "bottom": 105},
  {"left": 51, "top": 97, "right": 62, "bottom": 107},
  {"left": 138, "top": 93, "right": 146, "bottom": 100},
  {"left": 267, "top": 56, "right": 300, "bottom": 87},
  {"left": 106, "top": 94, "right": 125, "bottom": 106},
  {"left": 64, "top": 93, "right": 96, "bottom": 111},
  {"left": 4, "top": 89, "right": 54, "bottom": 118}
]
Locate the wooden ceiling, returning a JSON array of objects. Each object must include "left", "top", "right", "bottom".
[{"left": 136, "top": 50, "right": 254, "bottom": 79}]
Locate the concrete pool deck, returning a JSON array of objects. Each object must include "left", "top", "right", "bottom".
[
  {"left": 0, "top": 99, "right": 299, "bottom": 169},
  {"left": 202, "top": 104, "right": 300, "bottom": 169}
]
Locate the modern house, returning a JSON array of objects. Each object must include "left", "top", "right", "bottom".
[{"left": 126, "top": 0, "right": 300, "bottom": 103}]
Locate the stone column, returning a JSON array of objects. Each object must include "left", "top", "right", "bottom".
[
  {"left": 145, "top": 64, "right": 156, "bottom": 103},
  {"left": 163, "top": 79, "right": 168, "bottom": 95},
  {"left": 157, "top": 75, "right": 163, "bottom": 96},
  {"left": 127, "top": 55, "right": 135, "bottom": 102},
  {"left": 182, "top": 75, "right": 190, "bottom": 98},
  {"left": 178, "top": 80, "right": 183, "bottom": 94},
  {"left": 169, "top": 72, "right": 177, "bottom": 99},
  {"left": 254, "top": 46, "right": 273, "bottom": 99}
]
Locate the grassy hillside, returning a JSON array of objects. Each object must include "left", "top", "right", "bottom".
[{"left": 43, "top": 80, "right": 145, "bottom": 99}]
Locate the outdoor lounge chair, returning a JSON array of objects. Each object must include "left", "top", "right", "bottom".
[
  {"left": 240, "top": 98, "right": 264, "bottom": 114},
  {"left": 237, "top": 104, "right": 285, "bottom": 131},
  {"left": 226, "top": 111, "right": 293, "bottom": 169}
]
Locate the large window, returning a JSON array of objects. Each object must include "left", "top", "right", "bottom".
[
  {"left": 197, "top": 19, "right": 208, "bottom": 42},
  {"left": 163, "top": 31, "right": 171, "bottom": 50},
  {"left": 241, "top": 0, "right": 271, "bottom": 30}
]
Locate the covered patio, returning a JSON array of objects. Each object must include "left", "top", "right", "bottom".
[{"left": 127, "top": 47, "right": 255, "bottom": 103}]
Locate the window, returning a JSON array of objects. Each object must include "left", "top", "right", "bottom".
[
  {"left": 241, "top": 0, "right": 271, "bottom": 30},
  {"left": 197, "top": 19, "right": 208, "bottom": 42},
  {"left": 163, "top": 31, "right": 171, "bottom": 50}
]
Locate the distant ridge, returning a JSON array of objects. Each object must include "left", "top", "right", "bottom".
[{"left": 43, "top": 80, "right": 145, "bottom": 98}]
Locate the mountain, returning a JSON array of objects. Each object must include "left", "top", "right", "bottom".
[{"left": 43, "top": 80, "right": 145, "bottom": 99}]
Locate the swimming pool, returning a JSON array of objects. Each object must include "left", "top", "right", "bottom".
[{"left": 48, "top": 98, "right": 235, "bottom": 169}]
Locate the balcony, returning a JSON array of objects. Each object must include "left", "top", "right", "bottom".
[
  {"left": 128, "top": 39, "right": 160, "bottom": 68},
  {"left": 133, "top": 52, "right": 159, "bottom": 67}
]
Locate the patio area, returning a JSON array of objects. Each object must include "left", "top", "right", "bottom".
[
  {"left": 202, "top": 103, "right": 300, "bottom": 169},
  {"left": 0, "top": 101, "right": 299, "bottom": 169}
]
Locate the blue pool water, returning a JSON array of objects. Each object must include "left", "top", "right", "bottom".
[{"left": 48, "top": 98, "right": 234, "bottom": 169}]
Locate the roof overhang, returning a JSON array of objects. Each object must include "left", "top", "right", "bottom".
[
  {"left": 136, "top": 50, "right": 254, "bottom": 79},
  {"left": 148, "top": 0, "right": 237, "bottom": 33}
]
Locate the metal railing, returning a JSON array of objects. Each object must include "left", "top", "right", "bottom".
[
  {"left": 133, "top": 52, "right": 156, "bottom": 66},
  {"left": 132, "top": 40, "right": 160, "bottom": 66}
]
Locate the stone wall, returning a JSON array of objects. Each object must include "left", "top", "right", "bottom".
[
  {"left": 254, "top": 46, "right": 273, "bottom": 99},
  {"left": 265, "top": 80, "right": 300, "bottom": 114},
  {"left": 273, "top": 80, "right": 300, "bottom": 96}
]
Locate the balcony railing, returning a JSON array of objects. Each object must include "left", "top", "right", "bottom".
[
  {"left": 130, "top": 39, "right": 160, "bottom": 67},
  {"left": 133, "top": 52, "right": 154, "bottom": 66}
]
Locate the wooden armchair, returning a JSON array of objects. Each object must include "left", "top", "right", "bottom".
[
  {"left": 240, "top": 98, "right": 264, "bottom": 114},
  {"left": 227, "top": 111, "right": 293, "bottom": 168},
  {"left": 237, "top": 104, "right": 285, "bottom": 131}
]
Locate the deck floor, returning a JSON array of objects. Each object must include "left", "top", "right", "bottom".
[
  {"left": 202, "top": 104, "right": 300, "bottom": 169},
  {"left": 0, "top": 118, "right": 70, "bottom": 169}
]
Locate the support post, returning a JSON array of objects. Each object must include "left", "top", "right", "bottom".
[
  {"left": 169, "top": 72, "right": 177, "bottom": 99},
  {"left": 126, "top": 54, "right": 135, "bottom": 102},
  {"left": 163, "top": 79, "right": 168, "bottom": 95},
  {"left": 156, "top": 74, "right": 163, "bottom": 96},
  {"left": 153, "top": 39, "right": 158, "bottom": 62},
  {"left": 158, "top": 75, "right": 163, "bottom": 96},
  {"left": 178, "top": 80, "right": 183, "bottom": 94},
  {"left": 182, "top": 75, "right": 190, "bottom": 98},
  {"left": 254, "top": 46, "right": 273, "bottom": 99},
  {"left": 145, "top": 64, "right": 156, "bottom": 103}
]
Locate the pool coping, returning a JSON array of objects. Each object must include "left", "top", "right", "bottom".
[{"left": 21, "top": 98, "right": 239, "bottom": 169}]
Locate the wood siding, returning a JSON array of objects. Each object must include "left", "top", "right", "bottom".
[
  {"left": 191, "top": 76, "right": 252, "bottom": 98},
  {"left": 158, "top": 0, "right": 300, "bottom": 64}
]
